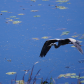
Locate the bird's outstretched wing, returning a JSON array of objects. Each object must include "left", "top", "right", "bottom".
[
  {"left": 69, "top": 38, "right": 83, "bottom": 54},
  {"left": 40, "top": 39, "right": 58, "bottom": 57}
]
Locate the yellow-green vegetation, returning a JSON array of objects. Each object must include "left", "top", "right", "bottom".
[
  {"left": 33, "top": 15, "right": 40, "bottom": 17},
  {"left": 8, "top": 19, "right": 13, "bottom": 22},
  {"left": 10, "top": 16, "right": 16, "bottom": 18},
  {"left": 81, "top": 80, "right": 84, "bottom": 83},
  {"left": 16, "top": 80, "right": 24, "bottom": 84},
  {"left": 56, "top": 6, "right": 68, "bottom": 9},
  {"left": 42, "top": 0, "right": 49, "bottom": 1},
  {"left": 7, "top": 59, "right": 11, "bottom": 62},
  {"left": 58, "top": 73, "right": 84, "bottom": 80},
  {"left": 31, "top": 0, "right": 36, "bottom": 2},
  {"left": 31, "top": 10, "right": 38, "bottom": 12},
  {"left": 6, "top": 72, "right": 16, "bottom": 75},
  {"left": 42, "top": 36, "right": 50, "bottom": 39},
  {"left": 56, "top": 0, "right": 69, "bottom": 2},
  {"left": 13, "top": 21, "right": 22, "bottom": 24},
  {"left": 1, "top": 10, "right": 8, "bottom": 12},
  {"left": 61, "top": 31, "right": 70, "bottom": 36},
  {"left": 71, "top": 46, "right": 75, "bottom": 47}
]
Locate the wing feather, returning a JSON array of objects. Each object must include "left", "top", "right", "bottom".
[
  {"left": 69, "top": 39, "right": 83, "bottom": 54},
  {"left": 40, "top": 39, "right": 58, "bottom": 57}
]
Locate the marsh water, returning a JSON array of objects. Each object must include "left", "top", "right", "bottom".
[{"left": 0, "top": 0, "right": 84, "bottom": 84}]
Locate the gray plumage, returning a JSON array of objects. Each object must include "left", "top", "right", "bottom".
[{"left": 40, "top": 38, "right": 83, "bottom": 57}]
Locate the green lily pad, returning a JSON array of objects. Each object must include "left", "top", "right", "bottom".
[
  {"left": 56, "top": 6, "right": 68, "bottom": 9},
  {"left": 7, "top": 59, "right": 11, "bottom": 62},
  {"left": 10, "top": 16, "right": 16, "bottom": 18},
  {"left": 31, "top": 10, "right": 38, "bottom": 12},
  {"left": 70, "top": 76, "right": 76, "bottom": 78},
  {"left": 1, "top": 10, "right": 8, "bottom": 12},
  {"left": 70, "top": 73, "right": 76, "bottom": 75},
  {"left": 61, "top": 31, "right": 70, "bottom": 36},
  {"left": 56, "top": 0, "right": 69, "bottom": 2},
  {"left": 13, "top": 21, "right": 22, "bottom": 24},
  {"left": 31, "top": 0, "right": 36, "bottom": 2},
  {"left": 16, "top": 80, "right": 24, "bottom": 84},
  {"left": 58, "top": 74, "right": 65, "bottom": 78},
  {"left": 42, "top": 36, "right": 50, "bottom": 39},
  {"left": 81, "top": 80, "right": 84, "bottom": 83},
  {"left": 70, "top": 75, "right": 79, "bottom": 79},
  {"left": 6, "top": 72, "right": 16, "bottom": 75},
  {"left": 42, "top": 0, "right": 49, "bottom": 1},
  {"left": 80, "top": 76, "right": 84, "bottom": 79},
  {"left": 65, "top": 73, "right": 71, "bottom": 76}
]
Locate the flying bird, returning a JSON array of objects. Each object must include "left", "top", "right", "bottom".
[{"left": 40, "top": 38, "right": 83, "bottom": 57}]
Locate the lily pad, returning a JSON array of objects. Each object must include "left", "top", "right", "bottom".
[
  {"left": 13, "top": 21, "right": 22, "bottom": 24},
  {"left": 61, "top": 31, "right": 70, "bottom": 36},
  {"left": 42, "top": 0, "right": 49, "bottom": 1},
  {"left": 56, "top": 28, "right": 66, "bottom": 30},
  {"left": 71, "top": 46, "right": 75, "bottom": 48},
  {"left": 32, "top": 38, "right": 39, "bottom": 40},
  {"left": 56, "top": 6, "right": 68, "bottom": 9},
  {"left": 58, "top": 74, "right": 65, "bottom": 78},
  {"left": 6, "top": 72, "right": 16, "bottom": 75},
  {"left": 81, "top": 80, "right": 84, "bottom": 83},
  {"left": 70, "top": 76, "right": 76, "bottom": 78},
  {"left": 31, "top": 0, "right": 36, "bottom": 2},
  {"left": 80, "top": 76, "right": 84, "bottom": 79},
  {"left": 16, "top": 80, "right": 24, "bottom": 84},
  {"left": 70, "top": 75, "right": 79, "bottom": 79},
  {"left": 14, "top": 18, "right": 20, "bottom": 19},
  {"left": 65, "top": 73, "right": 71, "bottom": 76},
  {"left": 31, "top": 10, "right": 38, "bottom": 12},
  {"left": 7, "top": 59, "right": 11, "bottom": 62},
  {"left": 56, "top": 0, "right": 69, "bottom": 2},
  {"left": 42, "top": 36, "right": 50, "bottom": 39},
  {"left": 70, "top": 73, "right": 76, "bottom": 75},
  {"left": 10, "top": 16, "right": 16, "bottom": 18},
  {"left": 8, "top": 19, "right": 13, "bottom": 21},
  {"left": 1, "top": 10, "right": 8, "bottom": 12}
]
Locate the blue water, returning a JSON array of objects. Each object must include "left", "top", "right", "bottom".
[{"left": 0, "top": 0, "right": 84, "bottom": 84}]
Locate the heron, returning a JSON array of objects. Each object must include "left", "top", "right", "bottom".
[{"left": 40, "top": 38, "right": 83, "bottom": 57}]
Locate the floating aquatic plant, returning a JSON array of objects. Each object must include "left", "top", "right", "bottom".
[
  {"left": 56, "top": 0, "right": 69, "bottom": 2},
  {"left": 6, "top": 72, "right": 16, "bottom": 75},
  {"left": 61, "top": 31, "right": 70, "bottom": 36}
]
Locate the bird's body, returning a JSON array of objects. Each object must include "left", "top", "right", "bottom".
[{"left": 40, "top": 38, "right": 83, "bottom": 57}]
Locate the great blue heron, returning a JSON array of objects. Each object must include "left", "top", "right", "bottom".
[{"left": 40, "top": 38, "right": 83, "bottom": 57}]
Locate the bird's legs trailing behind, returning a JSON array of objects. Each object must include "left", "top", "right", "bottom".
[{"left": 56, "top": 41, "right": 72, "bottom": 48}]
